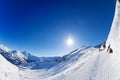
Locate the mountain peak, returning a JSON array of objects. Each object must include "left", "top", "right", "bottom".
[{"left": 0, "top": 44, "right": 11, "bottom": 52}]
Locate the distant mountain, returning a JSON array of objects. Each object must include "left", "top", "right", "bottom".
[
  {"left": 0, "top": 45, "right": 27, "bottom": 65},
  {"left": 0, "top": 45, "right": 64, "bottom": 69},
  {"left": 21, "top": 51, "right": 63, "bottom": 69}
]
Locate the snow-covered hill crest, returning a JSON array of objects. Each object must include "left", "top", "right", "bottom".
[{"left": 106, "top": 0, "right": 120, "bottom": 53}]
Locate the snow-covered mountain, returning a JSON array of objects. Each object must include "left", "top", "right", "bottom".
[
  {"left": 21, "top": 51, "right": 62, "bottom": 69},
  {"left": 0, "top": 45, "right": 62, "bottom": 69},
  {"left": 0, "top": 45, "right": 27, "bottom": 65}
]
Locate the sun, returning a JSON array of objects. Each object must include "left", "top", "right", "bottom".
[{"left": 66, "top": 35, "right": 74, "bottom": 46}]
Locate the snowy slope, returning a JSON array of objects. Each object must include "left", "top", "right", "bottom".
[
  {"left": 106, "top": 0, "right": 120, "bottom": 53},
  {"left": 1, "top": 46, "right": 120, "bottom": 80},
  {"left": 43, "top": 48, "right": 120, "bottom": 80},
  {"left": 0, "top": 54, "right": 20, "bottom": 80}
]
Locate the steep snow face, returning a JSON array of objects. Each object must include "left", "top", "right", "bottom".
[
  {"left": 0, "top": 54, "right": 20, "bottom": 80},
  {"left": 106, "top": 0, "right": 120, "bottom": 53}
]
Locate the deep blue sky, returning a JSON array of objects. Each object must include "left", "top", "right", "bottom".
[{"left": 0, "top": 0, "right": 116, "bottom": 56}]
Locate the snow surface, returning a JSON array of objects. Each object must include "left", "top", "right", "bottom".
[
  {"left": 44, "top": 48, "right": 120, "bottom": 80},
  {"left": 1, "top": 46, "right": 120, "bottom": 80},
  {"left": 0, "top": 54, "right": 20, "bottom": 80},
  {"left": 106, "top": 0, "right": 120, "bottom": 53}
]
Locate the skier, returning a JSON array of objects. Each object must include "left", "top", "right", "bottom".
[
  {"left": 109, "top": 48, "right": 113, "bottom": 53},
  {"left": 102, "top": 42, "right": 106, "bottom": 49},
  {"left": 99, "top": 42, "right": 106, "bottom": 52},
  {"left": 107, "top": 45, "right": 110, "bottom": 52},
  {"left": 107, "top": 45, "right": 113, "bottom": 53}
]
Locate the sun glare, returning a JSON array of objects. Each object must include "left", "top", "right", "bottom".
[{"left": 66, "top": 35, "right": 74, "bottom": 46}]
